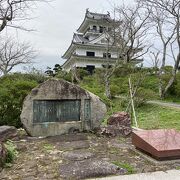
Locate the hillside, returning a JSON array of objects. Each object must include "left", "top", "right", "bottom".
[{"left": 0, "top": 67, "right": 180, "bottom": 130}]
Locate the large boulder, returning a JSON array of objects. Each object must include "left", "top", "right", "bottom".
[
  {"left": 59, "top": 159, "right": 127, "bottom": 179},
  {"left": 21, "top": 79, "right": 107, "bottom": 137},
  {"left": 0, "top": 126, "right": 17, "bottom": 142},
  {"left": 62, "top": 150, "right": 94, "bottom": 161}
]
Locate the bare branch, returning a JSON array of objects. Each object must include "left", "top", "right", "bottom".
[
  {"left": 0, "top": 0, "right": 50, "bottom": 32},
  {"left": 0, "top": 36, "right": 37, "bottom": 75},
  {"left": 102, "top": 2, "right": 150, "bottom": 99},
  {"left": 138, "top": 0, "right": 180, "bottom": 98}
]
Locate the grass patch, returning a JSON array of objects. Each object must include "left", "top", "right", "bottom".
[
  {"left": 103, "top": 97, "right": 180, "bottom": 130},
  {"left": 4, "top": 140, "right": 18, "bottom": 165},
  {"left": 109, "top": 147, "right": 120, "bottom": 154},
  {"left": 80, "top": 72, "right": 180, "bottom": 130},
  {"left": 100, "top": 97, "right": 180, "bottom": 130},
  {"left": 119, "top": 137, "right": 126, "bottom": 143},
  {"left": 43, "top": 143, "right": 54, "bottom": 152},
  {"left": 112, "top": 161, "right": 135, "bottom": 174},
  {"left": 135, "top": 104, "right": 180, "bottom": 130}
]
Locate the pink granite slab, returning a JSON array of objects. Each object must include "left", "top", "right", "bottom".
[{"left": 132, "top": 129, "right": 180, "bottom": 160}]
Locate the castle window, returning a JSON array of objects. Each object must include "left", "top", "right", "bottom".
[
  {"left": 100, "top": 26, "right": 103, "bottom": 33},
  {"left": 85, "top": 36, "right": 89, "bottom": 40},
  {"left": 102, "top": 64, "right": 112, "bottom": 68},
  {"left": 108, "top": 27, "right": 112, "bottom": 32},
  {"left": 93, "top": 25, "right": 97, "bottom": 31},
  {"left": 100, "top": 26, "right": 107, "bottom": 33},
  {"left": 103, "top": 53, "right": 111, "bottom": 58},
  {"left": 86, "top": 51, "right": 95, "bottom": 57},
  {"left": 86, "top": 65, "right": 95, "bottom": 74}
]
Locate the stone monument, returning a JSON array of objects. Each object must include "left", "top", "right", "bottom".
[{"left": 21, "top": 79, "right": 107, "bottom": 137}]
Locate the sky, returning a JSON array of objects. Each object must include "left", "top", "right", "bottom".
[
  {"left": 2, "top": 0, "right": 177, "bottom": 74},
  {"left": 2, "top": 0, "right": 135, "bottom": 73}
]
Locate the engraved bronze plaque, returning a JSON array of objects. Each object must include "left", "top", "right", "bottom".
[{"left": 33, "top": 100, "right": 81, "bottom": 123}]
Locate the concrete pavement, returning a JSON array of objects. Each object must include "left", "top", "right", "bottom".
[
  {"left": 90, "top": 170, "right": 180, "bottom": 180},
  {"left": 148, "top": 100, "right": 180, "bottom": 109}
]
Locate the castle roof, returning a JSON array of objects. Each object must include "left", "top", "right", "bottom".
[
  {"left": 86, "top": 10, "right": 112, "bottom": 21},
  {"left": 73, "top": 33, "right": 89, "bottom": 43},
  {"left": 77, "top": 9, "right": 113, "bottom": 33}
]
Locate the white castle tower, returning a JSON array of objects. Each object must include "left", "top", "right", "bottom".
[{"left": 62, "top": 9, "right": 142, "bottom": 73}]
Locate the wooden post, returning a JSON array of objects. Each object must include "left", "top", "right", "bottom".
[{"left": 129, "top": 77, "right": 138, "bottom": 128}]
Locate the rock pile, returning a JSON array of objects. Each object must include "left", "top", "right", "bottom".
[
  {"left": 97, "top": 112, "right": 132, "bottom": 137},
  {"left": 0, "top": 126, "right": 17, "bottom": 142},
  {"left": 107, "top": 112, "right": 131, "bottom": 127}
]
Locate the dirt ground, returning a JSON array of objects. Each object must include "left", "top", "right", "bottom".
[{"left": 1, "top": 130, "right": 180, "bottom": 180}]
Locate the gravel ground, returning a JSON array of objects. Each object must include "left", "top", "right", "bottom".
[{"left": 1, "top": 131, "right": 180, "bottom": 180}]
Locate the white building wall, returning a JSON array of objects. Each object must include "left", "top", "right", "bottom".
[
  {"left": 75, "top": 48, "right": 118, "bottom": 58},
  {"left": 63, "top": 56, "right": 117, "bottom": 72},
  {"left": 111, "top": 52, "right": 117, "bottom": 58},
  {"left": 75, "top": 49, "right": 86, "bottom": 56},
  {"left": 74, "top": 60, "right": 103, "bottom": 68},
  {"left": 63, "top": 59, "right": 104, "bottom": 72},
  {"left": 89, "top": 35, "right": 97, "bottom": 41}
]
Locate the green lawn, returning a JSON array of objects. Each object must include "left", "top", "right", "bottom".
[
  {"left": 135, "top": 104, "right": 180, "bottom": 130},
  {"left": 103, "top": 98, "right": 180, "bottom": 130}
]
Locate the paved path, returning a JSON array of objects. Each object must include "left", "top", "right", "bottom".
[
  {"left": 90, "top": 170, "right": 180, "bottom": 180},
  {"left": 148, "top": 100, "right": 180, "bottom": 109}
]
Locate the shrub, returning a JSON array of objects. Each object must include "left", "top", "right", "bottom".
[
  {"left": 119, "top": 88, "right": 157, "bottom": 108},
  {"left": 113, "top": 64, "right": 135, "bottom": 77},
  {"left": 141, "top": 75, "right": 159, "bottom": 93},
  {"left": 0, "top": 73, "right": 39, "bottom": 128},
  {"left": 55, "top": 70, "right": 72, "bottom": 82},
  {"left": 162, "top": 66, "right": 173, "bottom": 74},
  {"left": 2, "top": 72, "right": 47, "bottom": 84},
  {"left": 111, "top": 77, "right": 129, "bottom": 96},
  {"left": 169, "top": 73, "right": 180, "bottom": 98},
  {"left": 81, "top": 75, "right": 105, "bottom": 96},
  {"left": 56, "top": 69, "right": 90, "bottom": 83},
  {"left": 136, "top": 87, "right": 157, "bottom": 99},
  {"left": 77, "top": 69, "right": 90, "bottom": 80},
  {"left": 110, "top": 84, "right": 121, "bottom": 97}
]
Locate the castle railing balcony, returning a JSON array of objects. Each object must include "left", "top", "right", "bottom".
[
  {"left": 88, "top": 29, "right": 101, "bottom": 33},
  {"left": 85, "top": 29, "right": 102, "bottom": 36}
]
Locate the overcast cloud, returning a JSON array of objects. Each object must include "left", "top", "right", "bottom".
[{"left": 3, "top": 0, "right": 134, "bottom": 72}]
